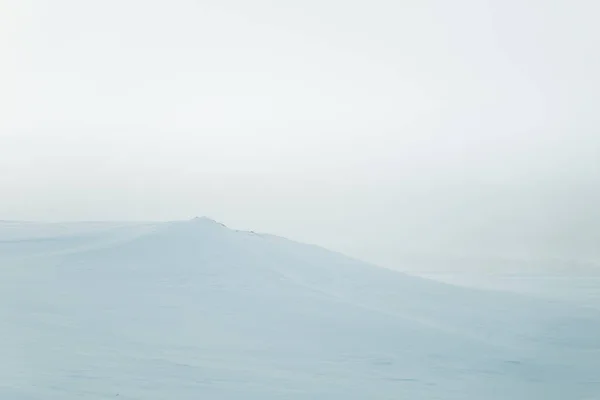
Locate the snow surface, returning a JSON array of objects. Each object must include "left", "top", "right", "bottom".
[{"left": 1, "top": 218, "right": 599, "bottom": 399}]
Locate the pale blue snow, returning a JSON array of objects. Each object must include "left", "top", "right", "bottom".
[{"left": 1, "top": 218, "right": 599, "bottom": 399}]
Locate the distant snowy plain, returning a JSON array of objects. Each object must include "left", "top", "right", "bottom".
[{"left": 1, "top": 218, "right": 599, "bottom": 399}]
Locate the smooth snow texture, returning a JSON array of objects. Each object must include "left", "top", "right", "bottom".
[{"left": 1, "top": 218, "right": 599, "bottom": 399}]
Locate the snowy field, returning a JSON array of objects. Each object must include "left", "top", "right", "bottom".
[
  {"left": 1, "top": 218, "right": 599, "bottom": 399},
  {"left": 402, "top": 256, "right": 600, "bottom": 310}
]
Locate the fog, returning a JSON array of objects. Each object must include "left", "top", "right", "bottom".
[{"left": 1, "top": 0, "right": 599, "bottom": 268}]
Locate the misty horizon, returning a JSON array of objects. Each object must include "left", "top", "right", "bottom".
[{"left": 2, "top": 0, "right": 599, "bottom": 272}]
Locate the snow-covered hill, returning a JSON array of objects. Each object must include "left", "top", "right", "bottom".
[{"left": 1, "top": 218, "right": 599, "bottom": 399}]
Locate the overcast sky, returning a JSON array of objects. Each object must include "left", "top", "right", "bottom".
[{"left": 1, "top": 0, "right": 599, "bottom": 267}]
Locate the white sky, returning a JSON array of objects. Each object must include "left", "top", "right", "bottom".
[{"left": 1, "top": 0, "right": 599, "bottom": 266}]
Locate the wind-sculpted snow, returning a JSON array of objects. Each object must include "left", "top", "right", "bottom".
[{"left": 1, "top": 218, "right": 599, "bottom": 399}]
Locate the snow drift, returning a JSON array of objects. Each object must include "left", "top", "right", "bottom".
[{"left": 1, "top": 218, "right": 599, "bottom": 399}]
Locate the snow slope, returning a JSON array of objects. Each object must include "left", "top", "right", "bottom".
[{"left": 1, "top": 218, "right": 599, "bottom": 399}]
